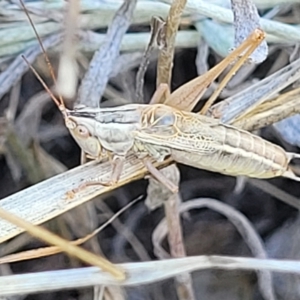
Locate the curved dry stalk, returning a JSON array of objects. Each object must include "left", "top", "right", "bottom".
[{"left": 153, "top": 198, "right": 275, "bottom": 300}]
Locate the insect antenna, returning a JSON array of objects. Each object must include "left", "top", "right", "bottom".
[
  {"left": 20, "top": 0, "right": 67, "bottom": 117},
  {"left": 21, "top": 56, "right": 63, "bottom": 109}
]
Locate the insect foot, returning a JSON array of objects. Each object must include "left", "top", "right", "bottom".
[
  {"left": 72, "top": 178, "right": 117, "bottom": 193},
  {"left": 63, "top": 176, "right": 118, "bottom": 201}
]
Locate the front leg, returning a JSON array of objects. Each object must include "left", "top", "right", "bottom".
[{"left": 69, "top": 155, "right": 125, "bottom": 196}]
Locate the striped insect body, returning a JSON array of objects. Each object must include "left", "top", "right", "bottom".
[
  {"left": 133, "top": 104, "right": 300, "bottom": 181},
  {"left": 22, "top": 10, "right": 300, "bottom": 188}
]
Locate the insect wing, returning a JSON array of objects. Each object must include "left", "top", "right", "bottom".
[{"left": 134, "top": 110, "right": 221, "bottom": 155}]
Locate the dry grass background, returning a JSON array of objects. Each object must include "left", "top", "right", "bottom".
[{"left": 1, "top": 0, "right": 300, "bottom": 299}]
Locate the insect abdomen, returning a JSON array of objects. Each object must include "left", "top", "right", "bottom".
[{"left": 171, "top": 125, "right": 289, "bottom": 178}]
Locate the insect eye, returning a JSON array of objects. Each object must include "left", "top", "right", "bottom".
[
  {"left": 76, "top": 125, "right": 90, "bottom": 137},
  {"left": 65, "top": 119, "right": 76, "bottom": 130}
]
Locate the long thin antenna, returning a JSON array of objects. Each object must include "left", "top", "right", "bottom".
[
  {"left": 20, "top": 0, "right": 65, "bottom": 107},
  {"left": 22, "top": 56, "right": 65, "bottom": 115}
]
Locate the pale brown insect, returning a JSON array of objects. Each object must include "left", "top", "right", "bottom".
[
  {"left": 22, "top": 4, "right": 300, "bottom": 190},
  {"left": 134, "top": 104, "right": 300, "bottom": 181}
]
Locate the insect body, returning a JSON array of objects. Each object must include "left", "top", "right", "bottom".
[
  {"left": 23, "top": 20, "right": 299, "bottom": 186},
  {"left": 137, "top": 104, "right": 300, "bottom": 179},
  {"left": 65, "top": 103, "right": 300, "bottom": 182}
]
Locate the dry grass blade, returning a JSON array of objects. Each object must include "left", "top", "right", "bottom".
[
  {"left": 211, "top": 57, "right": 300, "bottom": 123},
  {"left": 0, "top": 1, "right": 298, "bottom": 57},
  {"left": 0, "top": 206, "right": 125, "bottom": 280},
  {"left": 2, "top": 255, "right": 300, "bottom": 296},
  {"left": 176, "top": 0, "right": 300, "bottom": 41},
  {"left": 0, "top": 34, "right": 62, "bottom": 101},
  {"left": 0, "top": 156, "right": 172, "bottom": 243},
  {"left": 77, "top": 0, "right": 137, "bottom": 107},
  {"left": 0, "top": 196, "right": 142, "bottom": 264},
  {"left": 231, "top": 86, "right": 300, "bottom": 131}
]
